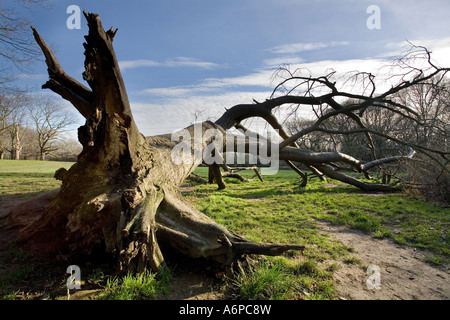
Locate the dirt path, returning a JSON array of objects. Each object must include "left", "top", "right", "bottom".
[{"left": 317, "top": 221, "right": 449, "bottom": 300}]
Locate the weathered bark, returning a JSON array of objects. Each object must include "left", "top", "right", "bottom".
[
  {"left": 209, "top": 164, "right": 264, "bottom": 186},
  {"left": 186, "top": 172, "right": 208, "bottom": 184},
  {"left": 209, "top": 163, "right": 227, "bottom": 190},
  {"left": 221, "top": 166, "right": 264, "bottom": 183},
  {"left": 0, "top": 12, "right": 304, "bottom": 274},
  {"left": 13, "top": 125, "right": 21, "bottom": 160}
]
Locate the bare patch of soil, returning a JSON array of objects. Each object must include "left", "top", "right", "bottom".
[
  {"left": 156, "top": 248, "right": 227, "bottom": 300},
  {"left": 162, "top": 271, "right": 224, "bottom": 300},
  {"left": 317, "top": 221, "right": 449, "bottom": 300}
]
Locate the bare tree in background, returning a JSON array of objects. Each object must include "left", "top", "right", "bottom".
[
  {"left": 15, "top": 125, "right": 38, "bottom": 159},
  {"left": 393, "top": 76, "right": 449, "bottom": 150},
  {"left": 49, "top": 137, "right": 82, "bottom": 161},
  {"left": 285, "top": 74, "right": 449, "bottom": 198},
  {"left": 0, "top": 131, "right": 8, "bottom": 159},
  {"left": 0, "top": 94, "right": 20, "bottom": 133},
  {"left": 30, "top": 98, "right": 73, "bottom": 160},
  {"left": 0, "top": 0, "right": 51, "bottom": 88},
  {"left": 1, "top": 93, "right": 76, "bottom": 160},
  {"left": 261, "top": 46, "right": 449, "bottom": 190},
  {"left": 0, "top": 93, "right": 28, "bottom": 159},
  {"left": 393, "top": 77, "right": 450, "bottom": 201}
]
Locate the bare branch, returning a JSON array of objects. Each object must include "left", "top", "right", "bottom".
[
  {"left": 31, "top": 26, "right": 94, "bottom": 119},
  {"left": 362, "top": 148, "right": 416, "bottom": 171}
]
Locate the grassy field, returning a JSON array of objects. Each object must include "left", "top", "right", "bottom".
[
  {"left": 189, "top": 167, "right": 449, "bottom": 261},
  {"left": 0, "top": 160, "right": 449, "bottom": 300},
  {"left": 0, "top": 159, "right": 73, "bottom": 202}
]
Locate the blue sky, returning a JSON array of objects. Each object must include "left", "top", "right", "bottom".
[{"left": 6, "top": 0, "right": 450, "bottom": 137}]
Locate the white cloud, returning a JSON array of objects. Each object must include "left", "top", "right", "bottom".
[
  {"left": 130, "top": 37, "right": 450, "bottom": 137},
  {"left": 383, "top": 37, "right": 450, "bottom": 67},
  {"left": 119, "top": 59, "right": 160, "bottom": 70},
  {"left": 131, "top": 102, "right": 195, "bottom": 135},
  {"left": 131, "top": 57, "right": 393, "bottom": 136},
  {"left": 15, "top": 73, "right": 48, "bottom": 80},
  {"left": 139, "top": 87, "right": 198, "bottom": 97},
  {"left": 201, "top": 70, "right": 276, "bottom": 89},
  {"left": 119, "top": 57, "right": 221, "bottom": 71},
  {"left": 138, "top": 69, "right": 277, "bottom": 100},
  {"left": 131, "top": 91, "right": 271, "bottom": 136},
  {"left": 263, "top": 56, "right": 305, "bottom": 68},
  {"left": 267, "top": 41, "right": 350, "bottom": 55},
  {"left": 166, "top": 57, "right": 221, "bottom": 69},
  {"left": 381, "top": 0, "right": 450, "bottom": 38},
  {"left": 139, "top": 85, "right": 217, "bottom": 97}
]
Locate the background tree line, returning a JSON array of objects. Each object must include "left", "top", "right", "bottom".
[
  {"left": 0, "top": 92, "right": 81, "bottom": 161},
  {"left": 0, "top": 1, "right": 81, "bottom": 161},
  {"left": 285, "top": 75, "right": 449, "bottom": 202}
]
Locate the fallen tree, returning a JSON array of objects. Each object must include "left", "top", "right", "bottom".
[{"left": 1, "top": 12, "right": 448, "bottom": 274}]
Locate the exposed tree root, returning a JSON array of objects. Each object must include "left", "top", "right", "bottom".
[{"left": 156, "top": 190, "right": 304, "bottom": 267}]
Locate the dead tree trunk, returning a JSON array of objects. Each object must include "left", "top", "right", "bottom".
[{"left": 0, "top": 12, "right": 303, "bottom": 274}]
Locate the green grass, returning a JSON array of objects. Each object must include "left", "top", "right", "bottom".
[
  {"left": 0, "top": 160, "right": 73, "bottom": 299},
  {"left": 188, "top": 167, "right": 449, "bottom": 262},
  {"left": 0, "top": 159, "right": 73, "bottom": 201},
  {"left": 0, "top": 246, "right": 46, "bottom": 299},
  {"left": 229, "top": 257, "right": 336, "bottom": 300},
  {"left": 0, "top": 160, "right": 448, "bottom": 300},
  {"left": 185, "top": 166, "right": 449, "bottom": 298},
  {"left": 230, "top": 260, "right": 299, "bottom": 300},
  {"left": 97, "top": 270, "right": 172, "bottom": 300}
]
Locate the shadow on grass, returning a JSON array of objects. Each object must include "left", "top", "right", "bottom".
[
  {"left": 0, "top": 172, "right": 55, "bottom": 179},
  {"left": 0, "top": 191, "right": 51, "bottom": 202},
  {"left": 191, "top": 182, "right": 367, "bottom": 200}
]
